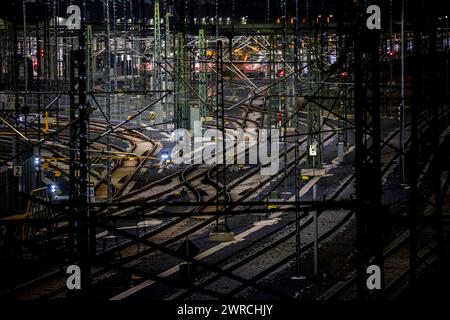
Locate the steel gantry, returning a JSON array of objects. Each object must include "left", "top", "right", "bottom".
[
  {"left": 87, "top": 24, "right": 94, "bottom": 91},
  {"left": 337, "top": 72, "right": 350, "bottom": 162},
  {"left": 268, "top": 34, "right": 276, "bottom": 132},
  {"left": 153, "top": 0, "right": 163, "bottom": 123},
  {"left": 175, "top": 32, "right": 188, "bottom": 129},
  {"left": 304, "top": 39, "right": 324, "bottom": 173},
  {"left": 353, "top": 18, "right": 384, "bottom": 300},
  {"left": 68, "top": 0, "right": 91, "bottom": 295},
  {"left": 210, "top": 39, "right": 234, "bottom": 242},
  {"left": 198, "top": 28, "right": 208, "bottom": 124},
  {"left": 164, "top": 2, "right": 174, "bottom": 126}
]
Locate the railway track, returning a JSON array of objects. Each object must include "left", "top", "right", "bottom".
[
  {"left": 104, "top": 108, "right": 442, "bottom": 300},
  {"left": 4, "top": 89, "right": 280, "bottom": 293},
  {"left": 5, "top": 86, "right": 436, "bottom": 300},
  {"left": 0, "top": 119, "right": 158, "bottom": 199},
  {"left": 0, "top": 88, "right": 268, "bottom": 299},
  {"left": 162, "top": 114, "right": 445, "bottom": 300},
  {"left": 318, "top": 127, "right": 450, "bottom": 300},
  {"left": 0, "top": 87, "right": 340, "bottom": 300},
  {"left": 89, "top": 123, "right": 337, "bottom": 300}
]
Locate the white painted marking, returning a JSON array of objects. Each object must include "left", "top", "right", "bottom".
[
  {"left": 96, "top": 218, "right": 163, "bottom": 239},
  {"left": 117, "top": 221, "right": 162, "bottom": 230},
  {"left": 122, "top": 181, "right": 136, "bottom": 195},
  {"left": 144, "top": 125, "right": 171, "bottom": 138},
  {"left": 137, "top": 220, "right": 163, "bottom": 227},
  {"left": 96, "top": 231, "right": 108, "bottom": 239},
  {"left": 254, "top": 218, "right": 280, "bottom": 226},
  {"left": 145, "top": 205, "right": 167, "bottom": 216}
]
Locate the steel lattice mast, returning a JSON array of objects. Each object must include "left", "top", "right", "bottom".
[
  {"left": 198, "top": 28, "right": 208, "bottom": 124},
  {"left": 154, "top": 0, "right": 163, "bottom": 122}
]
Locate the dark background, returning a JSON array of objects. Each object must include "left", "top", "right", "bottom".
[{"left": 0, "top": 1, "right": 448, "bottom": 27}]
